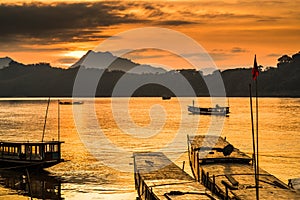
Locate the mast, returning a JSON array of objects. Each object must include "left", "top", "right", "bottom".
[{"left": 42, "top": 97, "right": 51, "bottom": 142}]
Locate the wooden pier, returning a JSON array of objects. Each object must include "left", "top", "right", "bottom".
[
  {"left": 188, "top": 135, "right": 300, "bottom": 199},
  {"left": 134, "top": 152, "right": 218, "bottom": 200}
]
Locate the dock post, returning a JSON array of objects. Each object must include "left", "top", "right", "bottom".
[
  {"left": 195, "top": 150, "right": 197, "bottom": 172},
  {"left": 213, "top": 175, "right": 215, "bottom": 193},
  {"left": 197, "top": 151, "right": 200, "bottom": 181},
  {"left": 225, "top": 185, "right": 228, "bottom": 200},
  {"left": 206, "top": 172, "right": 209, "bottom": 188}
]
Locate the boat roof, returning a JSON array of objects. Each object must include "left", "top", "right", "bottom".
[{"left": 0, "top": 141, "right": 64, "bottom": 145}]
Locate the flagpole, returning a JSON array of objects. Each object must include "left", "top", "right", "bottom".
[
  {"left": 251, "top": 54, "right": 259, "bottom": 200},
  {"left": 255, "top": 78, "right": 259, "bottom": 199},
  {"left": 249, "top": 84, "right": 258, "bottom": 199}
]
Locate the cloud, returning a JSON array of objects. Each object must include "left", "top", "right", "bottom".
[
  {"left": 267, "top": 53, "right": 282, "bottom": 58},
  {"left": 123, "top": 49, "right": 172, "bottom": 60},
  {"left": 0, "top": 2, "right": 146, "bottom": 44},
  {"left": 231, "top": 47, "right": 248, "bottom": 53},
  {"left": 157, "top": 20, "right": 198, "bottom": 26},
  {"left": 57, "top": 56, "right": 78, "bottom": 64}
]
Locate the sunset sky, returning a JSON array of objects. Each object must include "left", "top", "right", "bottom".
[{"left": 0, "top": 0, "right": 299, "bottom": 70}]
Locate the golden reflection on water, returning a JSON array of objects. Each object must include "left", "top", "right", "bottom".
[
  {"left": 0, "top": 97, "right": 299, "bottom": 199},
  {"left": 96, "top": 98, "right": 186, "bottom": 151}
]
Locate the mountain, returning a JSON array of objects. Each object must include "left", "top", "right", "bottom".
[
  {"left": 0, "top": 51, "right": 299, "bottom": 97},
  {"left": 0, "top": 57, "right": 13, "bottom": 69},
  {"left": 71, "top": 50, "right": 166, "bottom": 74}
]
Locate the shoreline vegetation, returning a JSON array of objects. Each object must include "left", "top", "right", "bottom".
[{"left": 0, "top": 52, "right": 299, "bottom": 97}]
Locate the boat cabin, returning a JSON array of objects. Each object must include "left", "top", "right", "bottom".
[{"left": 0, "top": 141, "right": 63, "bottom": 162}]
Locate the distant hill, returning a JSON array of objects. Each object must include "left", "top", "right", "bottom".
[
  {"left": 71, "top": 50, "right": 166, "bottom": 74},
  {"left": 0, "top": 57, "right": 13, "bottom": 69},
  {"left": 0, "top": 51, "right": 299, "bottom": 97}
]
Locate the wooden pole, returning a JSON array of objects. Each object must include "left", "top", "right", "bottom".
[
  {"left": 58, "top": 99, "right": 60, "bottom": 141},
  {"left": 249, "top": 84, "right": 258, "bottom": 199},
  {"left": 25, "top": 168, "right": 33, "bottom": 200}
]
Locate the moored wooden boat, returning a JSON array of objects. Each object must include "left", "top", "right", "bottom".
[
  {"left": 0, "top": 141, "right": 64, "bottom": 169},
  {"left": 187, "top": 135, "right": 300, "bottom": 199},
  {"left": 134, "top": 152, "right": 218, "bottom": 200},
  {"left": 0, "top": 99, "right": 64, "bottom": 170}
]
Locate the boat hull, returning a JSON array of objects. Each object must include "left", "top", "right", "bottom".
[{"left": 0, "top": 158, "right": 64, "bottom": 170}]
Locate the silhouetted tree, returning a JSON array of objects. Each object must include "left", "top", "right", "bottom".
[{"left": 278, "top": 55, "right": 292, "bottom": 64}]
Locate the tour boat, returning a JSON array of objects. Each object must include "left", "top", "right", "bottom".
[
  {"left": 0, "top": 141, "right": 63, "bottom": 169},
  {"left": 59, "top": 100, "right": 83, "bottom": 105},
  {"left": 188, "top": 100, "right": 229, "bottom": 116}
]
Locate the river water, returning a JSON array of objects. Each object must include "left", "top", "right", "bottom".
[{"left": 0, "top": 97, "right": 299, "bottom": 199}]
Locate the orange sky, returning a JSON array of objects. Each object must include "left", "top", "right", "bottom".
[{"left": 0, "top": 0, "right": 299, "bottom": 70}]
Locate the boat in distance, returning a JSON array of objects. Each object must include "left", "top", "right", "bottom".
[
  {"left": 161, "top": 95, "right": 171, "bottom": 100},
  {"left": 0, "top": 140, "right": 64, "bottom": 169},
  {"left": 188, "top": 101, "right": 229, "bottom": 116},
  {"left": 59, "top": 101, "right": 83, "bottom": 105}
]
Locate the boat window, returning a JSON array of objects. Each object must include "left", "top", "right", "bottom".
[
  {"left": 21, "top": 145, "right": 25, "bottom": 154},
  {"left": 54, "top": 145, "right": 58, "bottom": 152},
  {"left": 4, "top": 146, "right": 8, "bottom": 153},
  {"left": 26, "top": 146, "right": 31, "bottom": 154},
  {"left": 10, "top": 146, "right": 14, "bottom": 154},
  {"left": 36, "top": 146, "right": 40, "bottom": 155},
  {"left": 31, "top": 146, "right": 36, "bottom": 154}
]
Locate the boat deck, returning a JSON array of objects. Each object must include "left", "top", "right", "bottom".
[
  {"left": 201, "top": 163, "right": 300, "bottom": 199},
  {"left": 188, "top": 135, "right": 300, "bottom": 199},
  {"left": 134, "top": 152, "right": 218, "bottom": 200}
]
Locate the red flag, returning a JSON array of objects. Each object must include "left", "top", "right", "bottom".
[{"left": 252, "top": 55, "right": 259, "bottom": 80}]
